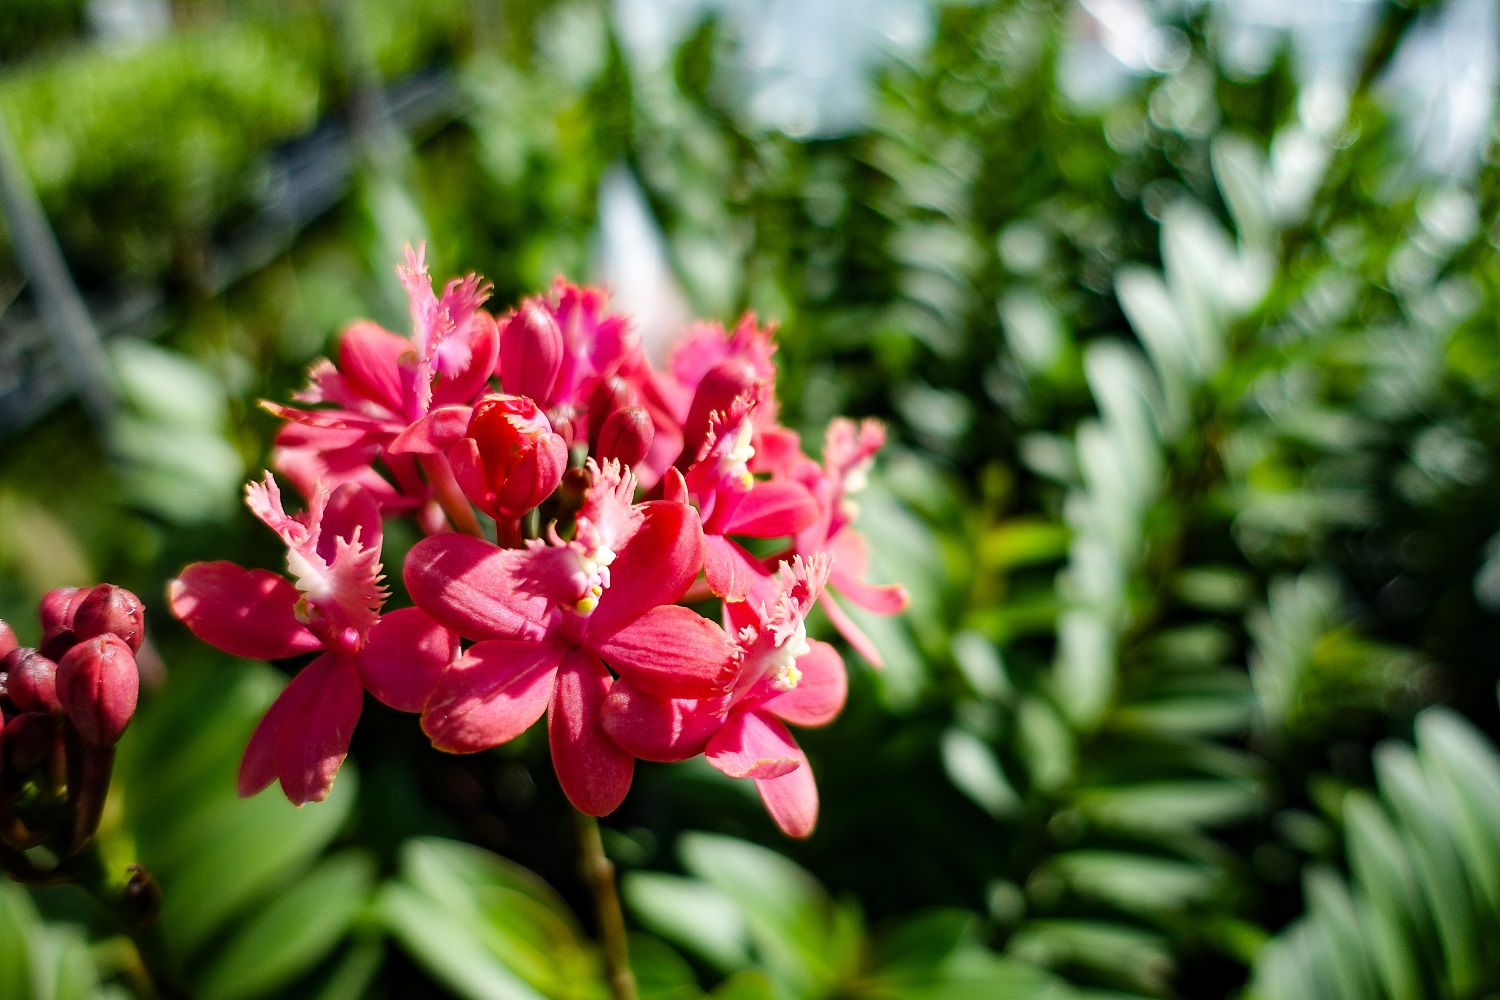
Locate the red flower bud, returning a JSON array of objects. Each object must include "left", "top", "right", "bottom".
[
  {"left": 461, "top": 394, "right": 568, "bottom": 518},
  {"left": 499, "top": 300, "right": 563, "bottom": 403},
  {"left": 72, "top": 584, "right": 146, "bottom": 653},
  {"left": 2, "top": 648, "right": 60, "bottom": 714},
  {"left": 679, "top": 360, "right": 761, "bottom": 468},
  {"left": 596, "top": 406, "right": 654, "bottom": 470},
  {"left": 587, "top": 375, "right": 635, "bottom": 449},
  {"left": 38, "top": 625, "right": 76, "bottom": 662},
  {"left": 3, "top": 712, "right": 57, "bottom": 774},
  {"left": 39, "top": 587, "right": 86, "bottom": 633},
  {"left": 56, "top": 635, "right": 139, "bottom": 749},
  {"left": 0, "top": 620, "right": 16, "bottom": 660}
]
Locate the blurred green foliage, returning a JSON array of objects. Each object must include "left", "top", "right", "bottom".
[{"left": 2, "top": 0, "right": 1500, "bottom": 998}]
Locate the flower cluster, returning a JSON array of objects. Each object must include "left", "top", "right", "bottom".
[
  {"left": 171, "top": 246, "right": 906, "bottom": 837},
  {"left": 0, "top": 585, "right": 143, "bottom": 867}
]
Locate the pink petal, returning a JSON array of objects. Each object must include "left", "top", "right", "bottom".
[
  {"left": 705, "top": 709, "right": 801, "bottom": 779},
  {"left": 318, "top": 483, "right": 383, "bottom": 565},
  {"left": 587, "top": 500, "right": 704, "bottom": 636},
  {"left": 389, "top": 405, "right": 473, "bottom": 455},
  {"left": 549, "top": 649, "right": 634, "bottom": 816},
  {"left": 357, "top": 607, "right": 458, "bottom": 713},
  {"left": 755, "top": 755, "right": 819, "bottom": 838},
  {"left": 588, "top": 605, "right": 737, "bottom": 699},
  {"left": 421, "top": 639, "right": 564, "bottom": 752},
  {"left": 433, "top": 311, "right": 500, "bottom": 408},
  {"left": 820, "top": 592, "right": 885, "bottom": 669},
  {"left": 829, "top": 530, "right": 909, "bottom": 615},
  {"left": 703, "top": 535, "right": 771, "bottom": 603},
  {"left": 338, "top": 322, "right": 411, "bottom": 414},
  {"left": 760, "top": 640, "right": 845, "bottom": 727},
  {"left": 404, "top": 534, "right": 557, "bottom": 642},
  {"left": 239, "top": 652, "right": 364, "bottom": 804},
  {"left": 169, "top": 562, "right": 322, "bottom": 661},
  {"left": 599, "top": 681, "right": 729, "bottom": 762},
  {"left": 725, "top": 481, "right": 819, "bottom": 538}
]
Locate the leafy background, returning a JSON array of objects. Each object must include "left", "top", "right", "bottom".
[{"left": 2, "top": 0, "right": 1500, "bottom": 997}]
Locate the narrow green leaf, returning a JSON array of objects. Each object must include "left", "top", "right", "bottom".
[
  {"left": 622, "top": 872, "right": 749, "bottom": 974},
  {"left": 377, "top": 883, "right": 548, "bottom": 1000}
]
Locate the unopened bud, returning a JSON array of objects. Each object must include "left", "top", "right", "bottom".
[
  {"left": 0, "top": 620, "right": 16, "bottom": 660},
  {"left": 72, "top": 585, "right": 146, "bottom": 654},
  {"left": 39, "top": 587, "right": 85, "bottom": 633},
  {"left": 678, "top": 360, "right": 761, "bottom": 468},
  {"left": 464, "top": 394, "right": 568, "bottom": 518},
  {"left": 596, "top": 407, "right": 654, "bottom": 470},
  {"left": 56, "top": 635, "right": 139, "bottom": 749},
  {"left": 499, "top": 300, "right": 563, "bottom": 403},
  {"left": 2, "top": 649, "right": 59, "bottom": 714},
  {"left": 38, "top": 625, "right": 76, "bottom": 662},
  {"left": 587, "top": 376, "right": 634, "bottom": 449},
  {"left": 3, "top": 712, "right": 57, "bottom": 774}
]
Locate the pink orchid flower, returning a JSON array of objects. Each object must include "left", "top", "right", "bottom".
[
  {"left": 404, "top": 461, "right": 737, "bottom": 815},
  {"left": 789, "top": 418, "right": 910, "bottom": 667},
  {"left": 267, "top": 245, "right": 499, "bottom": 520},
  {"left": 600, "top": 555, "right": 846, "bottom": 838},
  {"left": 170, "top": 475, "right": 458, "bottom": 804}
]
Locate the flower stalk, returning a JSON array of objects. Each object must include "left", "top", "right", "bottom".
[{"left": 573, "top": 809, "right": 638, "bottom": 1000}]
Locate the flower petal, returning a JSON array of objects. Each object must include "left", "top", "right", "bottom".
[
  {"left": 421, "top": 639, "right": 563, "bottom": 752},
  {"left": 170, "top": 562, "right": 322, "bottom": 661},
  {"left": 357, "top": 607, "right": 459, "bottom": 713},
  {"left": 726, "top": 481, "right": 819, "bottom": 538},
  {"left": 760, "top": 640, "right": 845, "bottom": 727},
  {"left": 389, "top": 405, "right": 474, "bottom": 455},
  {"left": 829, "top": 529, "right": 909, "bottom": 615},
  {"left": 405, "top": 534, "right": 557, "bottom": 642},
  {"left": 702, "top": 535, "right": 770, "bottom": 603},
  {"left": 338, "top": 321, "right": 410, "bottom": 414},
  {"left": 588, "top": 500, "right": 704, "bottom": 636},
  {"left": 589, "top": 605, "right": 737, "bottom": 699},
  {"left": 433, "top": 311, "right": 500, "bottom": 408},
  {"left": 755, "top": 755, "right": 819, "bottom": 838},
  {"left": 600, "top": 681, "right": 729, "bottom": 762},
  {"left": 706, "top": 709, "right": 801, "bottom": 779},
  {"left": 239, "top": 652, "right": 363, "bottom": 805},
  {"left": 820, "top": 591, "right": 885, "bottom": 670},
  {"left": 318, "top": 482, "right": 384, "bottom": 566},
  {"left": 549, "top": 649, "right": 633, "bottom": 816}
]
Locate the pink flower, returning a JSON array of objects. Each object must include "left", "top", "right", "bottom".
[
  {"left": 170, "top": 475, "right": 458, "bottom": 804},
  {"left": 404, "top": 461, "right": 737, "bottom": 815},
  {"left": 789, "top": 419, "right": 909, "bottom": 667},
  {"left": 266, "top": 245, "right": 499, "bottom": 519},
  {"left": 600, "top": 556, "right": 846, "bottom": 838}
]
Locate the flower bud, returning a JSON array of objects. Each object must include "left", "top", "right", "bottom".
[
  {"left": 38, "top": 625, "right": 76, "bottom": 662},
  {"left": 3, "top": 712, "right": 57, "bottom": 774},
  {"left": 587, "top": 375, "right": 634, "bottom": 450},
  {"left": 0, "top": 620, "right": 16, "bottom": 660},
  {"left": 56, "top": 635, "right": 139, "bottom": 749},
  {"left": 39, "top": 587, "right": 85, "bottom": 633},
  {"left": 463, "top": 394, "right": 568, "bottom": 518},
  {"left": 72, "top": 584, "right": 146, "bottom": 653},
  {"left": 499, "top": 300, "right": 563, "bottom": 403},
  {"left": 2, "top": 648, "right": 59, "bottom": 714},
  {"left": 595, "top": 407, "right": 654, "bottom": 470},
  {"left": 678, "top": 360, "right": 761, "bottom": 468}
]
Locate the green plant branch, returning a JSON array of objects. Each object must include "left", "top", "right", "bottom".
[{"left": 573, "top": 809, "right": 638, "bottom": 1000}]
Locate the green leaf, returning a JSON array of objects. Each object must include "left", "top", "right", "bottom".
[
  {"left": 1007, "top": 920, "right": 1173, "bottom": 997},
  {"left": 198, "top": 851, "right": 376, "bottom": 1000},
  {"left": 1342, "top": 792, "right": 1425, "bottom": 1000},
  {"left": 1075, "top": 779, "right": 1262, "bottom": 835},
  {"left": 1045, "top": 851, "right": 1221, "bottom": 916},
  {"left": 0, "top": 884, "right": 38, "bottom": 1000},
  {"left": 940, "top": 728, "right": 1021, "bottom": 819},
  {"left": 622, "top": 872, "right": 750, "bottom": 973},
  {"left": 378, "top": 883, "right": 550, "bottom": 1000}
]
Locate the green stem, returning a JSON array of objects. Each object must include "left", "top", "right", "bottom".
[
  {"left": 74, "top": 851, "right": 187, "bottom": 1000},
  {"left": 419, "top": 453, "right": 485, "bottom": 538},
  {"left": 573, "top": 810, "right": 637, "bottom": 1000}
]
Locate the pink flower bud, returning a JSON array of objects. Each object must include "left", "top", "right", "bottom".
[
  {"left": 596, "top": 406, "right": 654, "bottom": 470},
  {"left": 2, "top": 648, "right": 60, "bottom": 714},
  {"left": 679, "top": 360, "right": 760, "bottom": 467},
  {"left": 499, "top": 300, "right": 563, "bottom": 403},
  {"left": 3, "top": 712, "right": 57, "bottom": 774},
  {"left": 38, "top": 625, "right": 76, "bottom": 662},
  {"left": 72, "top": 584, "right": 146, "bottom": 653},
  {"left": 463, "top": 394, "right": 568, "bottom": 518},
  {"left": 0, "top": 620, "right": 15, "bottom": 660},
  {"left": 56, "top": 635, "right": 139, "bottom": 749},
  {"left": 587, "top": 375, "right": 634, "bottom": 449},
  {"left": 40, "top": 587, "right": 86, "bottom": 632}
]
